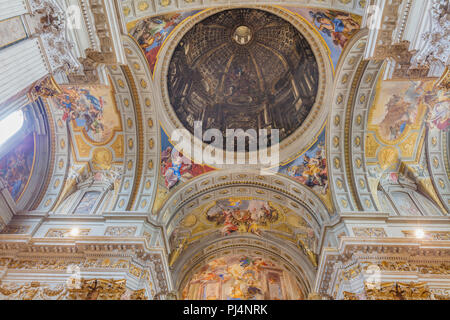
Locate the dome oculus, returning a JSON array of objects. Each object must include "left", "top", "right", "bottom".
[{"left": 233, "top": 26, "right": 252, "bottom": 45}]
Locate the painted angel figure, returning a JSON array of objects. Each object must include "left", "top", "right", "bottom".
[
  {"left": 161, "top": 147, "right": 192, "bottom": 189},
  {"left": 310, "top": 10, "right": 360, "bottom": 34},
  {"left": 309, "top": 10, "right": 360, "bottom": 49},
  {"left": 428, "top": 100, "right": 450, "bottom": 131}
]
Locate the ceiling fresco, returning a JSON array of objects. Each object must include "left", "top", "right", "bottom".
[
  {"left": 204, "top": 199, "right": 280, "bottom": 236},
  {"left": 364, "top": 75, "right": 449, "bottom": 214},
  {"left": 48, "top": 83, "right": 124, "bottom": 165},
  {"left": 152, "top": 125, "right": 215, "bottom": 214},
  {"left": 271, "top": 125, "right": 333, "bottom": 212},
  {"left": 0, "top": 133, "right": 35, "bottom": 202},
  {"left": 366, "top": 79, "right": 448, "bottom": 170},
  {"left": 129, "top": 11, "right": 200, "bottom": 75},
  {"left": 181, "top": 254, "right": 304, "bottom": 300},
  {"left": 282, "top": 7, "right": 362, "bottom": 69},
  {"left": 54, "top": 85, "right": 122, "bottom": 145},
  {"left": 166, "top": 8, "right": 319, "bottom": 148},
  {"left": 168, "top": 197, "right": 319, "bottom": 268}
]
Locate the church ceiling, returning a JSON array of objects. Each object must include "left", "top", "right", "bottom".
[
  {"left": 1, "top": 0, "right": 450, "bottom": 302},
  {"left": 10, "top": 4, "right": 445, "bottom": 221},
  {"left": 153, "top": 125, "right": 216, "bottom": 213}
]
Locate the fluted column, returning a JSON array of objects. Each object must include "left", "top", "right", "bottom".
[{"left": 0, "top": 38, "right": 49, "bottom": 105}]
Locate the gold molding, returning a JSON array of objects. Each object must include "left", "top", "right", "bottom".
[{"left": 122, "top": 65, "right": 144, "bottom": 211}]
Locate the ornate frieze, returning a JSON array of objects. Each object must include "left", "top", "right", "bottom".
[
  {"left": 352, "top": 227, "right": 387, "bottom": 238},
  {"left": 0, "top": 279, "right": 146, "bottom": 300},
  {"left": 360, "top": 260, "right": 450, "bottom": 275},
  {"left": 104, "top": 226, "right": 137, "bottom": 237},
  {"left": 67, "top": 279, "right": 146, "bottom": 300},
  {"left": 45, "top": 228, "right": 91, "bottom": 238},
  {"left": 0, "top": 225, "right": 31, "bottom": 235},
  {"left": 0, "top": 236, "right": 168, "bottom": 299},
  {"left": 344, "top": 282, "right": 435, "bottom": 300}
]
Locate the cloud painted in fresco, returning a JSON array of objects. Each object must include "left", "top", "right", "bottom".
[{"left": 283, "top": 7, "right": 362, "bottom": 69}]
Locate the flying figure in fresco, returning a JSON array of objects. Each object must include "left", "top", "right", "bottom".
[
  {"left": 309, "top": 10, "right": 360, "bottom": 49},
  {"left": 282, "top": 138, "right": 328, "bottom": 194},
  {"left": 206, "top": 199, "right": 279, "bottom": 236},
  {"left": 55, "top": 87, "right": 107, "bottom": 139},
  {"left": 132, "top": 13, "right": 182, "bottom": 73}
]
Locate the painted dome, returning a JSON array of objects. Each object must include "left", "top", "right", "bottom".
[{"left": 167, "top": 8, "right": 319, "bottom": 149}]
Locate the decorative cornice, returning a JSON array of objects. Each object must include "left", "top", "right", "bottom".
[{"left": 316, "top": 237, "right": 450, "bottom": 296}]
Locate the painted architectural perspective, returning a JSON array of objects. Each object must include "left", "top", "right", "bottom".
[
  {"left": 181, "top": 254, "right": 304, "bottom": 300},
  {"left": 0, "top": 0, "right": 448, "bottom": 303}
]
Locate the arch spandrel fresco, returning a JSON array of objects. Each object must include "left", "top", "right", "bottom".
[
  {"left": 46, "top": 82, "right": 124, "bottom": 164},
  {"left": 53, "top": 85, "right": 122, "bottom": 145},
  {"left": 152, "top": 125, "right": 216, "bottom": 214},
  {"left": 282, "top": 7, "right": 362, "bottom": 69},
  {"left": 270, "top": 125, "right": 333, "bottom": 212},
  {"left": 129, "top": 11, "right": 200, "bottom": 76}
]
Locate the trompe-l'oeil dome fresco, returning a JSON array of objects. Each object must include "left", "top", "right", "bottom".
[
  {"left": 0, "top": 0, "right": 449, "bottom": 304},
  {"left": 167, "top": 8, "right": 319, "bottom": 148}
]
